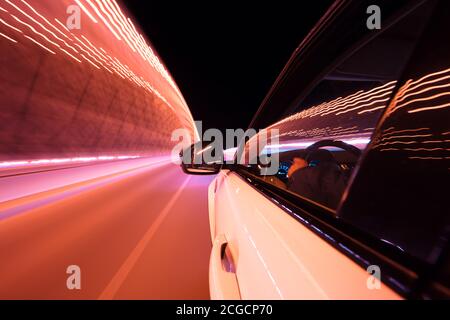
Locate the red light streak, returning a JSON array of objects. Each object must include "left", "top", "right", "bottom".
[
  {"left": 0, "top": 17, "right": 22, "bottom": 33},
  {"left": 11, "top": 14, "right": 60, "bottom": 48},
  {"left": 6, "top": 0, "right": 64, "bottom": 44},
  {"left": 0, "top": 0, "right": 197, "bottom": 140},
  {"left": 80, "top": 53, "right": 100, "bottom": 69},
  {"left": 73, "top": 40, "right": 105, "bottom": 67},
  {"left": 99, "top": 0, "right": 136, "bottom": 52},
  {"left": 86, "top": 0, "right": 121, "bottom": 40},
  {"left": 0, "top": 155, "right": 141, "bottom": 169},
  {"left": 20, "top": 0, "right": 70, "bottom": 41},
  {"left": 74, "top": 0, "right": 98, "bottom": 24},
  {"left": 59, "top": 47, "right": 82, "bottom": 63},
  {"left": 54, "top": 18, "right": 70, "bottom": 33},
  {"left": 0, "top": 31, "right": 17, "bottom": 42},
  {"left": 23, "top": 34, "right": 55, "bottom": 54}
]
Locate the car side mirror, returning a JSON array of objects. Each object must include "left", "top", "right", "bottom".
[{"left": 179, "top": 142, "right": 222, "bottom": 175}]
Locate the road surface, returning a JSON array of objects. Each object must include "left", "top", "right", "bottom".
[{"left": 0, "top": 158, "right": 214, "bottom": 299}]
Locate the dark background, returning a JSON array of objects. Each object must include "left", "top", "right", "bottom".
[{"left": 123, "top": 0, "right": 334, "bottom": 132}]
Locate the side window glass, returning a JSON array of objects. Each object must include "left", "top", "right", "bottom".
[
  {"left": 242, "top": 1, "right": 433, "bottom": 211},
  {"left": 339, "top": 0, "right": 450, "bottom": 263}
]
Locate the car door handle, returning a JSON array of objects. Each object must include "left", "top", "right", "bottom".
[
  {"left": 220, "top": 240, "right": 236, "bottom": 273},
  {"left": 209, "top": 234, "right": 241, "bottom": 300}
]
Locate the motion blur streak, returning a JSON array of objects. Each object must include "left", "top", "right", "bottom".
[
  {"left": 0, "top": 0, "right": 197, "bottom": 161},
  {"left": 99, "top": 175, "right": 192, "bottom": 300},
  {"left": 0, "top": 1, "right": 211, "bottom": 299},
  {"left": 0, "top": 161, "right": 213, "bottom": 299},
  {"left": 372, "top": 66, "right": 450, "bottom": 161},
  {"left": 257, "top": 81, "right": 398, "bottom": 152}
]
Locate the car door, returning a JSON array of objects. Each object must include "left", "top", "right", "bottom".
[{"left": 209, "top": 0, "right": 449, "bottom": 299}]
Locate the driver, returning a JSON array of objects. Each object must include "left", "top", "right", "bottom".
[{"left": 287, "top": 149, "right": 347, "bottom": 209}]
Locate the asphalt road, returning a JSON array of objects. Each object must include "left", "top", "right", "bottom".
[{"left": 0, "top": 160, "right": 214, "bottom": 299}]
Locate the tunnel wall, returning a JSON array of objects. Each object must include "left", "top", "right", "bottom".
[{"left": 0, "top": 0, "right": 196, "bottom": 161}]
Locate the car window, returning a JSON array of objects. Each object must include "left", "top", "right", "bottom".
[
  {"left": 240, "top": 0, "right": 435, "bottom": 211},
  {"left": 339, "top": 0, "right": 450, "bottom": 264}
]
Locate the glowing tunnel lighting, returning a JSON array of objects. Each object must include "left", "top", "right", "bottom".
[
  {"left": 381, "top": 134, "right": 433, "bottom": 141},
  {"left": 264, "top": 138, "right": 371, "bottom": 152},
  {"left": 389, "top": 67, "right": 450, "bottom": 115},
  {"left": 23, "top": 34, "right": 55, "bottom": 53},
  {"left": 0, "top": 31, "right": 17, "bottom": 42},
  {"left": 6, "top": 0, "right": 64, "bottom": 44},
  {"left": 10, "top": 14, "right": 60, "bottom": 49},
  {"left": 86, "top": 0, "right": 121, "bottom": 40},
  {"left": 381, "top": 127, "right": 430, "bottom": 136},
  {"left": 0, "top": 155, "right": 142, "bottom": 169},
  {"left": 408, "top": 102, "right": 450, "bottom": 114},
  {"left": 54, "top": 17, "right": 70, "bottom": 33},
  {"left": 0, "top": 17, "right": 23, "bottom": 33},
  {"left": 59, "top": 47, "right": 82, "bottom": 63},
  {"left": 99, "top": 0, "right": 136, "bottom": 52},
  {"left": 0, "top": 0, "right": 198, "bottom": 162},
  {"left": 74, "top": 0, "right": 98, "bottom": 23}
]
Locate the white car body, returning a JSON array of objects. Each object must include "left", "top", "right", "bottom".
[
  {"left": 181, "top": 0, "right": 450, "bottom": 300},
  {"left": 208, "top": 170, "right": 401, "bottom": 300}
]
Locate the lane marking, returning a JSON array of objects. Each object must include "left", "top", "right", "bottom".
[
  {"left": 0, "top": 159, "right": 172, "bottom": 221},
  {"left": 99, "top": 175, "right": 192, "bottom": 300}
]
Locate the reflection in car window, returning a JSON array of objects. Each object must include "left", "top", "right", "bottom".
[
  {"left": 241, "top": 1, "right": 433, "bottom": 211},
  {"left": 340, "top": 62, "right": 450, "bottom": 263}
]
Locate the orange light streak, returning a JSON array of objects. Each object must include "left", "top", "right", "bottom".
[
  {"left": 396, "top": 92, "right": 450, "bottom": 110},
  {"left": 408, "top": 102, "right": 450, "bottom": 114}
]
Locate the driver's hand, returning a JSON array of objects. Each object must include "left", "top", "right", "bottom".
[{"left": 287, "top": 157, "right": 308, "bottom": 178}]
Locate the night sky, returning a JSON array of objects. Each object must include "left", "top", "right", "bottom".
[{"left": 123, "top": 1, "right": 334, "bottom": 132}]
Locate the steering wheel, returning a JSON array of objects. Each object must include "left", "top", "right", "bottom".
[{"left": 304, "top": 139, "right": 362, "bottom": 159}]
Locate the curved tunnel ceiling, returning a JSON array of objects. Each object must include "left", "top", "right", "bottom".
[{"left": 0, "top": 0, "right": 197, "bottom": 161}]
